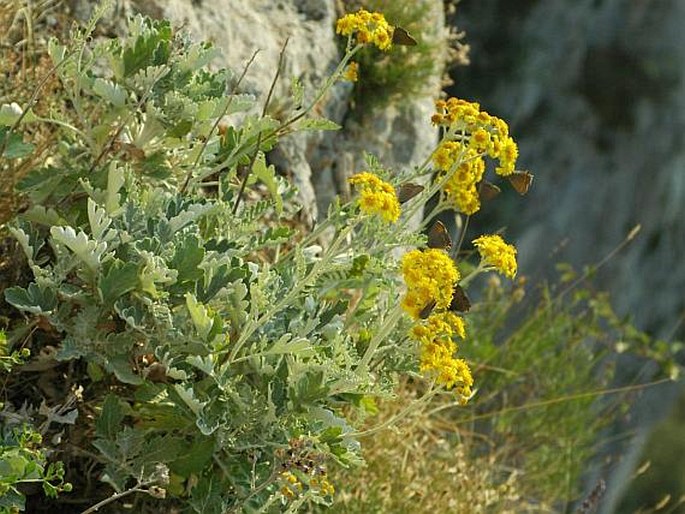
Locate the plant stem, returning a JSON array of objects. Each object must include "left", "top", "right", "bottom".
[
  {"left": 226, "top": 226, "right": 352, "bottom": 363},
  {"left": 80, "top": 485, "right": 150, "bottom": 514},
  {"left": 179, "top": 49, "right": 260, "bottom": 194},
  {"left": 357, "top": 304, "right": 404, "bottom": 372},
  {"left": 349, "top": 386, "right": 439, "bottom": 439}
]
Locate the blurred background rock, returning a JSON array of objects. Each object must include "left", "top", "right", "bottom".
[
  {"left": 448, "top": 0, "right": 685, "bottom": 343},
  {"left": 448, "top": 1, "right": 685, "bottom": 512}
]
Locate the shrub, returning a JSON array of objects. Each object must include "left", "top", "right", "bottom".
[{"left": 1, "top": 4, "right": 678, "bottom": 513}]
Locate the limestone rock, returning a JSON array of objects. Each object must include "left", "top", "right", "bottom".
[{"left": 452, "top": 0, "right": 685, "bottom": 340}]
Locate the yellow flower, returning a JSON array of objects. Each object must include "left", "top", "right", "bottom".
[
  {"left": 432, "top": 97, "right": 519, "bottom": 180},
  {"left": 494, "top": 136, "right": 518, "bottom": 176},
  {"left": 349, "top": 172, "right": 400, "bottom": 223},
  {"left": 401, "top": 249, "right": 459, "bottom": 319},
  {"left": 433, "top": 141, "right": 486, "bottom": 215},
  {"left": 342, "top": 61, "right": 359, "bottom": 82},
  {"left": 472, "top": 234, "right": 517, "bottom": 278},
  {"left": 411, "top": 311, "right": 466, "bottom": 344},
  {"left": 336, "top": 9, "right": 394, "bottom": 51},
  {"left": 408, "top": 305, "right": 473, "bottom": 402}
]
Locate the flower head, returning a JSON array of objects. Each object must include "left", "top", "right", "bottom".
[
  {"left": 473, "top": 234, "right": 517, "bottom": 278},
  {"left": 433, "top": 141, "right": 486, "bottom": 215},
  {"left": 411, "top": 311, "right": 466, "bottom": 345},
  {"left": 336, "top": 9, "right": 394, "bottom": 51},
  {"left": 342, "top": 61, "right": 359, "bottom": 82},
  {"left": 349, "top": 172, "right": 400, "bottom": 223},
  {"left": 431, "top": 97, "right": 519, "bottom": 179},
  {"left": 409, "top": 312, "right": 473, "bottom": 403},
  {"left": 401, "top": 249, "right": 459, "bottom": 319}
]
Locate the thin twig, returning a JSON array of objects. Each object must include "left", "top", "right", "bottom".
[
  {"left": 556, "top": 224, "right": 641, "bottom": 301},
  {"left": 179, "top": 48, "right": 260, "bottom": 194},
  {"left": 261, "top": 37, "right": 289, "bottom": 119},
  {"left": 231, "top": 131, "right": 262, "bottom": 215},
  {"left": 86, "top": 67, "right": 168, "bottom": 175},
  {"left": 429, "top": 377, "right": 671, "bottom": 422},
  {"left": 231, "top": 38, "right": 289, "bottom": 214},
  {"left": 452, "top": 213, "right": 470, "bottom": 259},
  {"left": 80, "top": 484, "right": 150, "bottom": 514},
  {"left": 0, "top": 52, "right": 72, "bottom": 160}
]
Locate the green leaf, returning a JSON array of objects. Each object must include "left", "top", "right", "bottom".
[
  {"left": 256, "top": 226, "right": 293, "bottom": 247},
  {"left": 92, "top": 78, "right": 127, "bottom": 108},
  {"left": 186, "top": 354, "right": 215, "bottom": 376},
  {"left": 251, "top": 152, "right": 282, "bottom": 215},
  {"left": 169, "top": 436, "right": 215, "bottom": 477},
  {"left": 96, "top": 395, "right": 125, "bottom": 439},
  {"left": 19, "top": 205, "right": 64, "bottom": 227},
  {"left": 0, "top": 102, "right": 23, "bottom": 126},
  {"left": 123, "top": 18, "right": 172, "bottom": 78},
  {"left": 105, "top": 162, "right": 126, "bottom": 214},
  {"left": 185, "top": 293, "right": 213, "bottom": 340},
  {"left": 166, "top": 119, "right": 193, "bottom": 138},
  {"left": 224, "top": 93, "right": 255, "bottom": 115},
  {"left": 290, "top": 76, "right": 304, "bottom": 107},
  {"left": 268, "top": 334, "right": 314, "bottom": 357},
  {"left": 106, "top": 354, "right": 143, "bottom": 385},
  {"left": 17, "top": 165, "right": 75, "bottom": 204},
  {"left": 114, "top": 300, "right": 146, "bottom": 329},
  {"left": 290, "top": 370, "right": 329, "bottom": 408},
  {"left": 87, "top": 198, "right": 113, "bottom": 241},
  {"left": 0, "top": 487, "right": 25, "bottom": 510},
  {"left": 100, "top": 260, "right": 140, "bottom": 304},
  {"left": 168, "top": 204, "right": 215, "bottom": 233},
  {"left": 0, "top": 127, "right": 35, "bottom": 159},
  {"left": 51, "top": 226, "right": 108, "bottom": 273},
  {"left": 170, "top": 234, "right": 204, "bottom": 284},
  {"left": 172, "top": 384, "right": 205, "bottom": 416},
  {"left": 135, "top": 150, "right": 172, "bottom": 180},
  {"left": 4, "top": 283, "right": 57, "bottom": 314},
  {"left": 296, "top": 118, "right": 341, "bottom": 132},
  {"left": 47, "top": 37, "right": 67, "bottom": 66},
  {"left": 189, "top": 475, "right": 225, "bottom": 514}
]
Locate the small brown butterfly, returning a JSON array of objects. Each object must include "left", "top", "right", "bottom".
[
  {"left": 419, "top": 298, "right": 437, "bottom": 319},
  {"left": 508, "top": 171, "right": 534, "bottom": 195},
  {"left": 479, "top": 181, "right": 501, "bottom": 201},
  {"left": 427, "top": 220, "right": 452, "bottom": 250},
  {"left": 397, "top": 183, "right": 424, "bottom": 203},
  {"left": 449, "top": 285, "right": 471, "bottom": 313},
  {"left": 392, "top": 26, "right": 418, "bottom": 46}
]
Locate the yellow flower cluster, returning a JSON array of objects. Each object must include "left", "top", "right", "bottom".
[
  {"left": 310, "top": 476, "right": 335, "bottom": 497},
  {"left": 336, "top": 9, "right": 394, "bottom": 51},
  {"left": 473, "top": 234, "right": 518, "bottom": 278},
  {"left": 411, "top": 311, "right": 465, "bottom": 344},
  {"left": 433, "top": 141, "right": 486, "bottom": 215},
  {"left": 401, "top": 249, "right": 460, "bottom": 319},
  {"left": 348, "top": 172, "right": 401, "bottom": 223},
  {"left": 279, "top": 471, "right": 334, "bottom": 500},
  {"left": 342, "top": 61, "right": 359, "bottom": 82},
  {"left": 280, "top": 471, "right": 303, "bottom": 499},
  {"left": 432, "top": 97, "right": 519, "bottom": 179},
  {"left": 410, "top": 312, "right": 473, "bottom": 402}
]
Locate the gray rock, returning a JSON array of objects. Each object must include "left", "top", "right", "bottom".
[{"left": 452, "top": 0, "right": 685, "bottom": 341}]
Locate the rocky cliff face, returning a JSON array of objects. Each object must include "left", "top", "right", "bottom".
[
  {"left": 450, "top": 0, "right": 685, "bottom": 341},
  {"left": 450, "top": 2, "right": 685, "bottom": 512}
]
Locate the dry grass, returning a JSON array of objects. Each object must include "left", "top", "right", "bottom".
[
  {"left": 325, "top": 381, "right": 553, "bottom": 514},
  {"left": 0, "top": 0, "right": 68, "bottom": 224}
]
